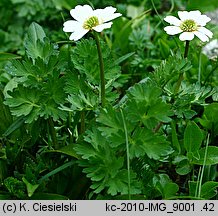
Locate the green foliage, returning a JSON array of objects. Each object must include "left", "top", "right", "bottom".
[
  {"left": 4, "top": 23, "right": 67, "bottom": 123},
  {"left": 193, "top": 147, "right": 218, "bottom": 165},
  {"left": 200, "top": 181, "right": 218, "bottom": 199},
  {"left": 24, "top": 22, "right": 55, "bottom": 61},
  {"left": 187, "top": 0, "right": 218, "bottom": 12},
  {"left": 184, "top": 121, "right": 203, "bottom": 154},
  {"left": 72, "top": 39, "right": 121, "bottom": 85},
  {"left": 153, "top": 174, "right": 179, "bottom": 199},
  {"left": 126, "top": 81, "right": 173, "bottom": 125},
  {"left": 75, "top": 128, "right": 142, "bottom": 195},
  {"left": 0, "top": 90, "right": 12, "bottom": 134},
  {"left": 4, "top": 177, "right": 26, "bottom": 199},
  {"left": 151, "top": 55, "right": 192, "bottom": 89},
  {"left": 63, "top": 38, "right": 123, "bottom": 113},
  {"left": 189, "top": 181, "right": 218, "bottom": 199},
  {"left": 199, "top": 103, "right": 218, "bottom": 135}
]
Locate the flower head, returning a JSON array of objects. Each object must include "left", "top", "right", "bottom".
[
  {"left": 63, "top": 5, "right": 122, "bottom": 41},
  {"left": 164, "top": 10, "right": 213, "bottom": 42}
]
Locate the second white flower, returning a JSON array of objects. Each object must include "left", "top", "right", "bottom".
[{"left": 164, "top": 10, "right": 213, "bottom": 42}]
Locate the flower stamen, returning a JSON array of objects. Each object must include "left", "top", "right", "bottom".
[
  {"left": 83, "top": 16, "right": 99, "bottom": 30},
  {"left": 180, "top": 19, "right": 198, "bottom": 32}
]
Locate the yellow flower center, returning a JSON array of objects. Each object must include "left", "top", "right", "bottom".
[
  {"left": 180, "top": 19, "right": 198, "bottom": 32},
  {"left": 83, "top": 16, "right": 99, "bottom": 30}
]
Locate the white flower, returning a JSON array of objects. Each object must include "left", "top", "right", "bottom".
[
  {"left": 164, "top": 10, "right": 213, "bottom": 42},
  {"left": 63, "top": 5, "right": 122, "bottom": 41}
]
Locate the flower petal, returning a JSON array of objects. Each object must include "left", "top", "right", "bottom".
[
  {"left": 198, "top": 27, "right": 213, "bottom": 38},
  {"left": 164, "top": 16, "right": 182, "bottom": 26},
  {"left": 188, "top": 10, "right": 201, "bottom": 18},
  {"left": 195, "top": 15, "right": 211, "bottom": 26},
  {"left": 164, "top": 26, "right": 183, "bottom": 35},
  {"left": 179, "top": 10, "right": 201, "bottom": 21},
  {"left": 194, "top": 31, "right": 209, "bottom": 42},
  {"left": 178, "top": 11, "right": 190, "bottom": 21},
  {"left": 94, "top": 6, "right": 121, "bottom": 23},
  {"left": 93, "top": 22, "right": 113, "bottom": 32},
  {"left": 70, "top": 5, "right": 93, "bottom": 22},
  {"left": 69, "top": 28, "right": 89, "bottom": 41},
  {"left": 179, "top": 32, "right": 194, "bottom": 41},
  {"left": 63, "top": 20, "right": 82, "bottom": 32}
]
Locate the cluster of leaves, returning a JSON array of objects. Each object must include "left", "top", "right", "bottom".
[
  {"left": 4, "top": 23, "right": 67, "bottom": 123},
  {"left": 0, "top": 19, "right": 125, "bottom": 199},
  {"left": 75, "top": 80, "right": 175, "bottom": 197}
]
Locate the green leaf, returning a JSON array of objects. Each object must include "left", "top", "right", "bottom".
[
  {"left": 97, "top": 105, "right": 173, "bottom": 160},
  {"left": 199, "top": 103, "right": 218, "bottom": 135},
  {"left": 24, "top": 22, "right": 45, "bottom": 58},
  {"left": 114, "top": 52, "right": 135, "bottom": 65},
  {"left": 3, "top": 116, "right": 25, "bottom": 137},
  {"left": 171, "top": 121, "right": 181, "bottom": 153},
  {"left": 0, "top": 52, "right": 20, "bottom": 62},
  {"left": 4, "top": 86, "right": 41, "bottom": 123},
  {"left": 38, "top": 161, "right": 75, "bottom": 184},
  {"left": 184, "top": 121, "right": 203, "bottom": 153},
  {"left": 44, "top": 145, "right": 79, "bottom": 159},
  {"left": 22, "top": 177, "right": 39, "bottom": 197},
  {"left": 201, "top": 181, "right": 218, "bottom": 199},
  {"left": 175, "top": 160, "right": 192, "bottom": 175},
  {"left": 4, "top": 177, "right": 26, "bottom": 199},
  {"left": 64, "top": 91, "right": 98, "bottom": 111},
  {"left": 151, "top": 55, "right": 192, "bottom": 88},
  {"left": 130, "top": 127, "right": 174, "bottom": 160},
  {"left": 4, "top": 67, "right": 67, "bottom": 122},
  {"left": 72, "top": 38, "right": 121, "bottom": 85},
  {"left": 0, "top": 90, "right": 13, "bottom": 135},
  {"left": 97, "top": 105, "right": 127, "bottom": 147},
  {"left": 158, "top": 38, "right": 170, "bottom": 58},
  {"left": 75, "top": 128, "right": 141, "bottom": 195},
  {"left": 125, "top": 82, "right": 173, "bottom": 128},
  {"left": 192, "top": 146, "right": 218, "bottom": 165},
  {"left": 153, "top": 174, "right": 179, "bottom": 199},
  {"left": 24, "top": 22, "right": 56, "bottom": 61},
  {"left": 188, "top": 181, "right": 197, "bottom": 197},
  {"left": 188, "top": 181, "right": 218, "bottom": 199}
]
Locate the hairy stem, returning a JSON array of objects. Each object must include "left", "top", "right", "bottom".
[{"left": 94, "top": 32, "right": 106, "bottom": 107}]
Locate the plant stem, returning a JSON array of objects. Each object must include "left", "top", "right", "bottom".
[
  {"left": 121, "top": 109, "right": 131, "bottom": 200},
  {"left": 184, "top": 40, "right": 190, "bottom": 58},
  {"left": 93, "top": 32, "right": 106, "bottom": 107},
  {"left": 197, "top": 134, "right": 210, "bottom": 198},
  {"left": 48, "top": 117, "right": 58, "bottom": 149},
  {"left": 175, "top": 40, "right": 190, "bottom": 93}
]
